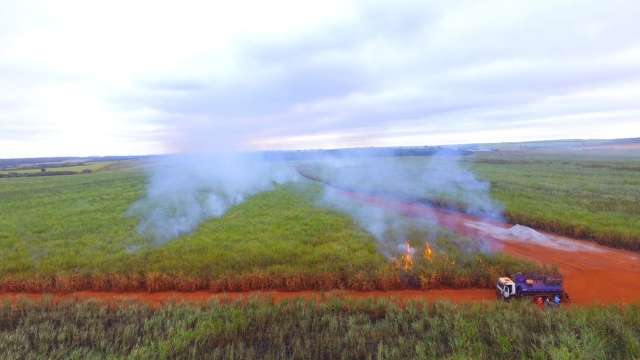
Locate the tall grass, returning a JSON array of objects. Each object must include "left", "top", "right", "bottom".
[
  {"left": 1, "top": 298, "right": 638, "bottom": 359},
  {"left": 0, "top": 168, "right": 548, "bottom": 292},
  {"left": 0, "top": 252, "right": 552, "bottom": 292},
  {"left": 303, "top": 151, "right": 640, "bottom": 251},
  {"left": 471, "top": 152, "right": 640, "bottom": 250}
]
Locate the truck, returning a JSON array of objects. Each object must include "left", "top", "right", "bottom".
[{"left": 497, "top": 273, "right": 568, "bottom": 306}]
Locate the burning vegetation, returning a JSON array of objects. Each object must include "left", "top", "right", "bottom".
[
  {"left": 424, "top": 243, "right": 433, "bottom": 262},
  {"left": 0, "top": 243, "right": 556, "bottom": 293},
  {"left": 398, "top": 242, "right": 416, "bottom": 271},
  {"left": 396, "top": 242, "right": 435, "bottom": 271}
]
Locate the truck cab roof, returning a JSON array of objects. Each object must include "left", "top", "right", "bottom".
[{"left": 498, "top": 277, "right": 515, "bottom": 286}]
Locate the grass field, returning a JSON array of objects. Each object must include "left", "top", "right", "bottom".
[
  {"left": 1, "top": 298, "right": 639, "bottom": 359},
  {"left": 471, "top": 151, "right": 640, "bottom": 250},
  {"left": 0, "top": 165, "right": 547, "bottom": 292}
]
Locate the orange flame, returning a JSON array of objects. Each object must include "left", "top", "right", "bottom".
[
  {"left": 424, "top": 244, "right": 433, "bottom": 262},
  {"left": 400, "top": 242, "right": 415, "bottom": 271}
]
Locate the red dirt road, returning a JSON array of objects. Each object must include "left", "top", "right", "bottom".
[{"left": 344, "top": 191, "right": 640, "bottom": 305}]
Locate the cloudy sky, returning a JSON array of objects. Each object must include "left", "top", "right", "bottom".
[{"left": 1, "top": 0, "right": 640, "bottom": 157}]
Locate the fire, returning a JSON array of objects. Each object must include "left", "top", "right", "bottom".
[
  {"left": 395, "top": 242, "right": 433, "bottom": 270},
  {"left": 399, "top": 242, "right": 416, "bottom": 271},
  {"left": 424, "top": 244, "right": 433, "bottom": 262}
]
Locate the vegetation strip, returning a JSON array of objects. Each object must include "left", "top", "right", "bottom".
[
  {"left": 472, "top": 152, "right": 640, "bottom": 251},
  {"left": 0, "top": 169, "right": 550, "bottom": 293},
  {"left": 1, "top": 298, "right": 639, "bottom": 359}
]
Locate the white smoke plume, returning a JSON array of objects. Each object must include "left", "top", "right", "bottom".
[
  {"left": 321, "top": 186, "right": 440, "bottom": 257},
  {"left": 305, "top": 149, "right": 504, "bottom": 256},
  {"left": 308, "top": 149, "right": 503, "bottom": 218},
  {"left": 128, "top": 153, "right": 298, "bottom": 244},
  {"left": 128, "top": 144, "right": 503, "bottom": 256}
]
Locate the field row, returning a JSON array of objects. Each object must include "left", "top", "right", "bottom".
[
  {"left": 0, "top": 169, "right": 553, "bottom": 292},
  {"left": 472, "top": 153, "right": 640, "bottom": 251},
  {"left": 0, "top": 254, "right": 551, "bottom": 293},
  {"left": 1, "top": 298, "right": 639, "bottom": 359}
]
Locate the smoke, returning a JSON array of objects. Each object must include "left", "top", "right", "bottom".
[
  {"left": 313, "top": 149, "right": 503, "bottom": 218},
  {"left": 321, "top": 185, "right": 440, "bottom": 257},
  {"left": 127, "top": 153, "right": 298, "bottom": 244},
  {"left": 128, "top": 145, "right": 503, "bottom": 258},
  {"left": 308, "top": 149, "right": 504, "bottom": 256},
  {"left": 420, "top": 150, "right": 503, "bottom": 219}
]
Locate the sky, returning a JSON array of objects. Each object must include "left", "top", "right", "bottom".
[{"left": 1, "top": 0, "right": 640, "bottom": 158}]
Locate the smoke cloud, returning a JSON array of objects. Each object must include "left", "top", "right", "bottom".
[
  {"left": 305, "top": 149, "right": 503, "bottom": 256},
  {"left": 321, "top": 186, "right": 439, "bottom": 257},
  {"left": 312, "top": 150, "right": 502, "bottom": 217},
  {"left": 128, "top": 144, "right": 503, "bottom": 260},
  {"left": 127, "top": 153, "right": 298, "bottom": 244}
]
